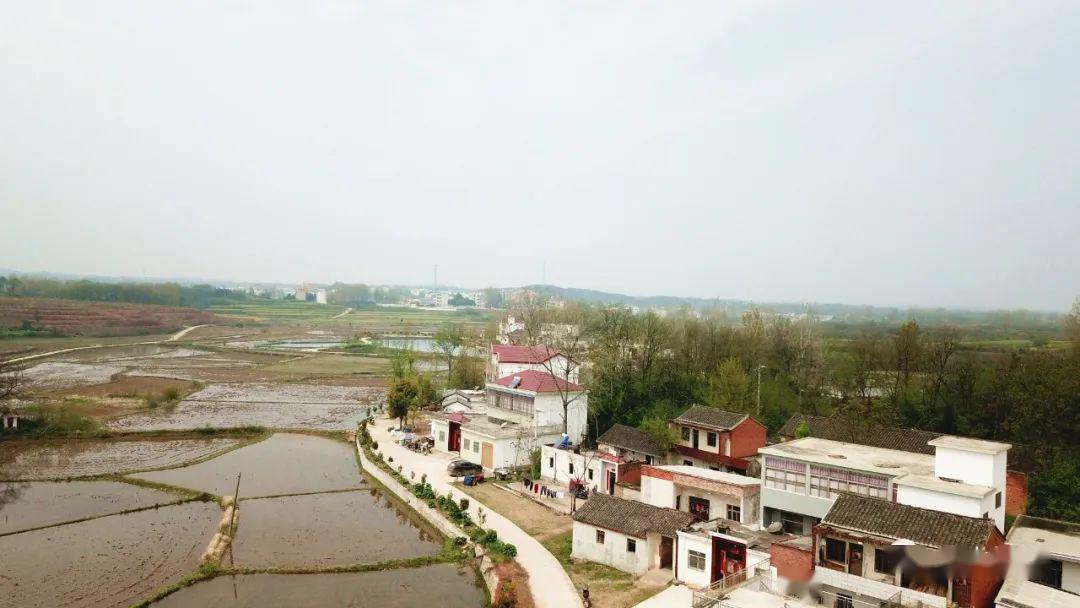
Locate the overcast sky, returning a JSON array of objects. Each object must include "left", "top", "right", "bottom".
[{"left": 1, "top": 1, "right": 1077, "bottom": 310}]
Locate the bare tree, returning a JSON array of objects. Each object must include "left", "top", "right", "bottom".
[
  {"left": 433, "top": 322, "right": 466, "bottom": 379},
  {"left": 0, "top": 368, "right": 23, "bottom": 406},
  {"left": 516, "top": 296, "right": 592, "bottom": 438}
]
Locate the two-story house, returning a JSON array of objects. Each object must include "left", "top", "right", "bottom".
[
  {"left": 429, "top": 369, "right": 587, "bottom": 470},
  {"left": 669, "top": 405, "right": 767, "bottom": 475},
  {"left": 814, "top": 493, "right": 1007, "bottom": 608},
  {"left": 996, "top": 515, "right": 1080, "bottom": 608},
  {"left": 485, "top": 344, "right": 578, "bottom": 383},
  {"left": 758, "top": 435, "right": 1010, "bottom": 536}
]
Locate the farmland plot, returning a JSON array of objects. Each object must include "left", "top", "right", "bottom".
[
  {"left": 0, "top": 437, "right": 241, "bottom": 480},
  {"left": 0, "top": 480, "right": 177, "bottom": 534}
]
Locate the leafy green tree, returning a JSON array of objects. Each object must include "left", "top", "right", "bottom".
[
  {"left": 639, "top": 416, "right": 680, "bottom": 452},
  {"left": 1029, "top": 451, "right": 1080, "bottom": 523},
  {"left": 795, "top": 420, "right": 811, "bottom": 439},
  {"left": 387, "top": 378, "right": 418, "bottom": 429},
  {"left": 709, "top": 357, "right": 750, "bottom": 411}
]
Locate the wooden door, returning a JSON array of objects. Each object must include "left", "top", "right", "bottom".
[
  {"left": 607, "top": 470, "right": 616, "bottom": 495},
  {"left": 848, "top": 543, "right": 863, "bottom": 576},
  {"left": 481, "top": 442, "right": 494, "bottom": 469}
]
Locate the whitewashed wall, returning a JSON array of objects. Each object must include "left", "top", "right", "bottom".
[
  {"left": 675, "top": 531, "right": 712, "bottom": 587},
  {"left": 571, "top": 521, "right": 651, "bottom": 575}
]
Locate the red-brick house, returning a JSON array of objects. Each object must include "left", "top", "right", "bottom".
[{"left": 669, "top": 405, "right": 767, "bottom": 474}]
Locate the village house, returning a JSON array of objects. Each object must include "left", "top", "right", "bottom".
[
  {"left": 570, "top": 493, "right": 696, "bottom": 576},
  {"left": 676, "top": 513, "right": 808, "bottom": 589},
  {"left": 429, "top": 369, "right": 587, "bottom": 470},
  {"left": 813, "top": 493, "right": 1007, "bottom": 608},
  {"left": 669, "top": 405, "right": 767, "bottom": 475},
  {"left": 639, "top": 464, "right": 760, "bottom": 525},
  {"left": 758, "top": 435, "right": 1010, "bottom": 536},
  {"left": 538, "top": 425, "right": 664, "bottom": 496},
  {"left": 485, "top": 344, "right": 578, "bottom": 383},
  {"left": 779, "top": 413, "right": 1031, "bottom": 517},
  {"left": 596, "top": 424, "right": 665, "bottom": 465},
  {"left": 439, "top": 389, "right": 487, "bottom": 413},
  {"left": 995, "top": 515, "right": 1080, "bottom": 608}
]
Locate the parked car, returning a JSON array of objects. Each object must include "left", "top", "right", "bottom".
[{"left": 447, "top": 460, "right": 484, "bottom": 477}]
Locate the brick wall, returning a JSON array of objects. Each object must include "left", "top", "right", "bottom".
[
  {"left": 1006, "top": 470, "right": 1028, "bottom": 516},
  {"left": 771, "top": 542, "right": 814, "bottom": 582},
  {"left": 730, "top": 418, "right": 768, "bottom": 459}
]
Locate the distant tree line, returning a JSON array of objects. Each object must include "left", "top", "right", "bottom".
[{"left": 0, "top": 276, "right": 248, "bottom": 309}]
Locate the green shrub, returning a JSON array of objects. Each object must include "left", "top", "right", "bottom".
[{"left": 163, "top": 387, "right": 180, "bottom": 401}]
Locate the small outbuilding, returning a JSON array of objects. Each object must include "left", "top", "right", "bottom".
[{"left": 571, "top": 493, "right": 696, "bottom": 576}]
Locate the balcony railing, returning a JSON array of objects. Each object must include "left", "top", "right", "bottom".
[{"left": 690, "top": 558, "right": 771, "bottom": 608}]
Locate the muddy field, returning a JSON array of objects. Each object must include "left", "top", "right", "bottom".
[
  {"left": 233, "top": 489, "right": 439, "bottom": 567},
  {"left": 130, "top": 434, "right": 363, "bottom": 497},
  {"left": 0, "top": 480, "right": 178, "bottom": 534},
  {"left": 151, "top": 564, "right": 487, "bottom": 607},
  {"left": 0, "top": 437, "right": 242, "bottom": 480},
  {"left": 0, "top": 500, "right": 220, "bottom": 608},
  {"left": 17, "top": 361, "right": 125, "bottom": 389},
  {"left": 107, "top": 384, "right": 379, "bottom": 431}
]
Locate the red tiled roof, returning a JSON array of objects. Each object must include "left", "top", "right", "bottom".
[
  {"left": 491, "top": 369, "right": 583, "bottom": 393},
  {"left": 491, "top": 344, "right": 561, "bottom": 364}
]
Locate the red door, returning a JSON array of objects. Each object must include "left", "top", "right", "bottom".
[{"left": 448, "top": 422, "right": 461, "bottom": 451}]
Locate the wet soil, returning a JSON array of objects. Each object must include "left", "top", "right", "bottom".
[
  {"left": 0, "top": 501, "right": 220, "bottom": 608},
  {"left": 17, "top": 361, "right": 124, "bottom": 389},
  {"left": 232, "top": 489, "right": 439, "bottom": 567},
  {"left": 151, "top": 563, "right": 487, "bottom": 607},
  {"left": 107, "top": 384, "right": 380, "bottom": 431},
  {"left": 130, "top": 434, "right": 363, "bottom": 497},
  {"left": 0, "top": 480, "right": 177, "bottom": 534},
  {"left": 0, "top": 437, "right": 241, "bottom": 480}
]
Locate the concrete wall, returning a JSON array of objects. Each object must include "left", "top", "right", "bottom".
[
  {"left": 641, "top": 474, "right": 676, "bottom": 509},
  {"left": 814, "top": 567, "right": 946, "bottom": 608},
  {"left": 539, "top": 446, "right": 606, "bottom": 492},
  {"left": 1064, "top": 560, "right": 1080, "bottom": 594},
  {"left": 897, "top": 484, "right": 984, "bottom": 518},
  {"left": 676, "top": 531, "right": 712, "bottom": 587},
  {"left": 533, "top": 393, "right": 587, "bottom": 443},
  {"left": 760, "top": 486, "right": 834, "bottom": 520},
  {"left": 571, "top": 521, "right": 651, "bottom": 575}
]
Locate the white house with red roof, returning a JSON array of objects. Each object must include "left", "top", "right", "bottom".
[
  {"left": 486, "top": 344, "right": 578, "bottom": 384},
  {"left": 428, "top": 369, "right": 588, "bottom": 471}
]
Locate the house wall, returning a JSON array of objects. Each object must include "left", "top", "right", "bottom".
[
  {"left": 539, "top": 446, "right": 606, "bottom": 492},
  {"left": 1005, "top": 471, "right": 1027, "bottom": 516},
  {"left": 571, "top": 521, "right": 652, "bottom": 575},
  {"left": 459, "top": 430, "right": 557, "bottom": 470},
  {"left": 641, "top": 474, "right": 677, "bottom": 509},
  {"left": 770, "top": 542, "right": 814, "bottom": 583},
  {"left": 533, "top": 393, "right": 588, "bottom": 443},
  {"left": 730, "top": 419, "right": 768, "bottom": 458},
  {"left": 675, "top": 531, "right": 713, "bottom": 587},
  {"left": 813, "top": 568, "right": 946, "bottom": 608},
  {"left": 1063, "top": 561, "right": 1080, "bottom": 594},
  {"left": 490, "top": 355, "right": 578, "bottom": 383},
  {"left": 896, "top": 485, "right": 985, "bottom": 519},
  {"left": 430, "top": 419, "right": 451, "bottom": 451},
  {"left": 760, "top": 486, "right": 834, "bottom": 520}
]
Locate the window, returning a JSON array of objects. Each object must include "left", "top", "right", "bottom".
[
  {"left": 724, "top": 437, "right": 731, "bottom": 456},
  {"left": 688, "top": 550, "right": 706, "bottom": 571},
  {"left": 689, "top": 496, "right": 710, "bottom": 520},
  {"left": 626, "top": 538, "right": 637, "bottom": 553},
  {"left": 1035, "top": 558, "right": 1064, "bottom": 589},
  {"left": 587, "top": 469, "right": 594, "bottom": 480},
  {"left": 683, "top": 460, "right": 693, "bottom": 466},
  {"left": 726, "top": 504, "right": 741, "bottom": 521},
  {"left": 681, "top": 427, "right": 691, "bottom": 441},
  {"left": 646, "top": 455, "right": 655, "bottom": 465},
  {"left": 875, "top": 548, "right": 900, "bottom": 574},
  {"left": 569, "top": 462, "right": 575, "bottom": 474},
  {"left": 983, "top": 512, "right": 989, "bottom": 519},
  {"left": 549, "top": 457, "right": 554, "bottom": 468},
  {"left": 595, "top": 530, "right": 605, "bottom": 544},
  {"left": 765, "top": 458, "right": 807, "bottom": 494},
  {"left": 825, "top": 538, "right": 847, "bottom": 563},
  {"left": 439, "top": 431, "right": 446, "bottom": 442},
  {"left": 808, "top": 464, "right": 888, "bottom": 499},
  {"left": 463, "top": 439, "right": 470, "bottom": 451},
  {"left": 995, "top": 492, "right": 1002, "bottom": 509},
  {"left": 836, "top": 593, "right": 854, "bottom": 608},
  {"left": 707, "top": 432, "right": 717, "bottom": 447},
  {"left": 780, "top": 512, "right": 803, "bottom": 534},
  {"left": 676, "top": 496, "right": 681, "bottom": 510}
]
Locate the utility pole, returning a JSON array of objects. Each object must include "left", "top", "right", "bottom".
[
  {"left": 756, "top": 365, "right": 766, "bottom": 417},
  {"left": 433, "top": 264, "right": 438, "bottom": 289}
]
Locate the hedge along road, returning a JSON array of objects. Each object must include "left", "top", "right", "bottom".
[
  {"left": 0, "top": 325, "right": 208, "bottom": 365},
  {"left": 366, "top": 417, "right": 583, "bottom": 608}
]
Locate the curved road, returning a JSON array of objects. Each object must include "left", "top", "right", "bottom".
[
  {"left": 367, "top": 418, "right": 582, "bottom": 608},
  {"left": 0, "top": 324, "right": 208, "bottom": 366}
]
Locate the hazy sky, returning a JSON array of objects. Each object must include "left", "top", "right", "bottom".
[{"left": 2, "top": 1, "right": 1077, "bottom": 310}]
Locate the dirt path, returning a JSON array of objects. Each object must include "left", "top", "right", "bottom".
[
  {"left": 331, "top": 308, "right": 352, "bottom": 319},
  {"left": 1, "top": 325, "right": 207, "bottom": 365}
]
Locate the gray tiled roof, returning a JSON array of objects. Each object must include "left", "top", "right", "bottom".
[
  {"left": 779, "top": 414, "right": 942, "bottom": 455},
  {"left": 596, "top": 424, "right": 664, "bottom": 457},
  {"left": 821, "top": 493, "right": 996, "bottom": 548},
  {"left": 673, "top": 404, "right": 748, "bottom": 430},
  {"left": 572, "top": 493, "right": 696, "bottom": 539}
]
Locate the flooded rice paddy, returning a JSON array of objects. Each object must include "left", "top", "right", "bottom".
[
  {"left": 131, "top": 433, "right": 363, "bottom": 496},
  {"left": 233, "top": 490, "right": 439, "bottom": 567},
  {"left": 0, "top": 437, "right": 241, "bottom": 479},
  {"left": 0, "top": 501, "right": 220, "bottom": 608},
  {"left": 0, "top": 480, "right": 177, "bottom": 534},
  {"left": 17, "top": 361, "right": 125, "bottom": 388},
  {"left": 107, "top": 384, "right": 376, "bottom": 431},
  {"left": 152, "top": 564, "right": 486, "bottom": 608}
]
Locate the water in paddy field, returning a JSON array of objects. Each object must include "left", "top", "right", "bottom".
[
  {"left": 151, "top": 564, "right": 487, "bottom": 607},
  {"left": 253, "top": 339, "right": 346, "bottom": 350}
]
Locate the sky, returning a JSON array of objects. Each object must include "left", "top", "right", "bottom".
[{"left": 1, "top": 1, "right": 1077, "bottom": 311}]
